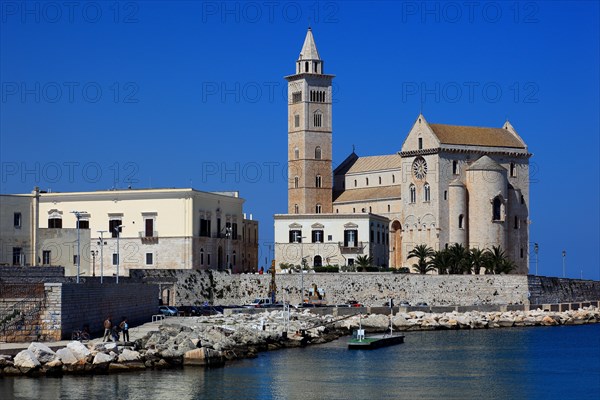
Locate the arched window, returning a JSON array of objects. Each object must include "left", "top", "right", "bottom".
[
  {"left": 409, "top": 184, "right": 416, "bottom": 203},
  {"left": 294, "top": 147, "right": 299, "bottom": 159},
  {"left": 424, "top": 183, "right": 431, "bottom": 202},
  {"left": 510, "top": 162, "right": 517, "bottom": 177},
  {"left": 294, "top": 204, "right": 299, "bottom": 214},
  {"left": 493, "top": 197, "right": 502, "bottom": 221},
  {"left": 200, "top": 248, "right": 204, "bottom": 265},
  {"left": 315, "top": 175, "right": 322, "bottom": 188},
  {"left": 315, "top": 146, "right": 322, "bottom": 159},
  {"left": 514, "top": 216, "right": 519, "bottom": 229},
  {"left": 453, "top": 160, "right": 459, "bottom": 175},
  {"left": 378, "top": 176, "right": 382, "bottom": 185},
  {"left": 294, "top": 114, "right": 299, "bottom": 128},
  {"left": 316, "top": 204, "right": 322, "bottom": 214},
  {"left": 233, "top": 251, "right": 236, "bottom": 266},
  {"left": 458, "top": 215, "right": 464, "bottom": 229},
  {"left": 305, "top": 61, "right": 309, "bottom": 72},
  {"left": 392, "top": 175, "right": 395, "bottom": 183},
  {"left": 354, "top": 179, "right": 357, "bottom": 187},
  {"left": 366, "top": 178, "right": 369, "bottom": 186},
  {"left": 294, "top": 176, "right": 299, "bottom": 188},
  {"left": 314, "top": 255, "right": 323, "bottom": 267}
]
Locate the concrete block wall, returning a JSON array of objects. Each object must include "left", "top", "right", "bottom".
[{"left": 528, "top": 276, "right": 600, "bottom": 304}]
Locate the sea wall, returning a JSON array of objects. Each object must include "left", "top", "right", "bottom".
[{"left": 134, "top": 270, "right": 600, "bottom": 307}]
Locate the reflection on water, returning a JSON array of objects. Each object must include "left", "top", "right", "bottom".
[{"left": 2, "top": 325, "right": 599, "bottom": 400}]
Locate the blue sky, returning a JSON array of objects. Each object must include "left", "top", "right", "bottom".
[{"left": 1, "top": 1, "right": 598, "bottom": 279}]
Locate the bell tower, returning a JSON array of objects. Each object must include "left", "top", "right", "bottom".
[{"left": 285, "top": 28, "right": 334, "bottom": 214}]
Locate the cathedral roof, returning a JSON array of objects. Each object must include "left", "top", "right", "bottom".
[
  {"left": 466, "top": 155, "right": 506, "bottom": 171},
  {"left": 333, "top": 185, "right": 400, "bottom": 203},
  {"left": 334, "top": 154, "right": 401, "bottom": 175},
  {"left": 429, "top": 124, "right": 526, "bottom": 149},
  {"left": 298, "top": 28, "right": 320, "bottom": 60}
]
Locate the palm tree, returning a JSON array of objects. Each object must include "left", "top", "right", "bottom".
[
  {"left": 447, "top": 243, "right": 468, "bottom": 274},
  {"left": 484, "top": 245, "right": 515, "bottom": 274},
  {"left": 469, "top": 248, "right": 487, "bottom": 275},
  {"left": 356, "top": 255, "right": 373, "bottom": 270},
  {"left": 430, "top": 249, "right": 452, "bottom": 275},
  {"left": 407, "top": 244, "right": 435, "bottom": 274}
]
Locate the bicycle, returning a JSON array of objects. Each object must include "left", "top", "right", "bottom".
[{"left": 71, "top": 329, "right": 91, "bottom": 342}]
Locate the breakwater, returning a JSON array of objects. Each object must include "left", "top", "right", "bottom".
[{"left": 1, "top": 306, "right": 598, "bottom": 377}]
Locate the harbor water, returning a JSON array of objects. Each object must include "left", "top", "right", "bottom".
[{"left": 2, "top": 324, "right": 599, "bottom": 400}]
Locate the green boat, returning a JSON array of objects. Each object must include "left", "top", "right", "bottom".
[{"left": 348, "top": 313, "right": 405, "bottom": 350}]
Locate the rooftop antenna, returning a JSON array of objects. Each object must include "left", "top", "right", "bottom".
[{"left": 352, "top": 144, "right": 356, "bottom": 153}]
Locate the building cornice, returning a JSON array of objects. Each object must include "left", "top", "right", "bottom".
[{"left": 399, "top": 147, "right": 532, "bottom": 158}]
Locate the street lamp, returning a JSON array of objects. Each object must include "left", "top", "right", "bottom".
[
  {"left": 97, "top": 231, "right": 107, "bottom": 284},
  {"left": 91, "top": 250, "right": 97, "bottom": 277},
  {"left": 534, "top": 243, "right": 539, "bottom": 276},
  {"left": 294, "top": 234, "right": 307, "bottom": 305},
  {"left": 562, "top": 250, "right": 566, "bottom": 278},
  {"left": 71, "top": 210, "right": 87, "bottom": 283},
  {"left": 114, "top": 225, "right": 125, "bottom": 284},
  {"left": 226, "top": 226, "right": 232, "bottom": 271}
]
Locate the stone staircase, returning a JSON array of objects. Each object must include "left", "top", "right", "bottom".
[{"left": 0, "top": 284, "right": 46, "bottom": 343}]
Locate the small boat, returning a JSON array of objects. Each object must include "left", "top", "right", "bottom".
[{"left": 348, "top": 313, "right": 404, "bottom": 350}]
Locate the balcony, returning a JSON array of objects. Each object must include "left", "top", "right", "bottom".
[
  {"left": 139, "top": 231, "right": 159, "bottom": 244},
  {"left": 338, "top": 241, "right": 366, "bottom": 254}
]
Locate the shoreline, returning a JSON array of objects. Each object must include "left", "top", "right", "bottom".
[{"left": 1, "top": 306, "right": 598, "bottom": 378}]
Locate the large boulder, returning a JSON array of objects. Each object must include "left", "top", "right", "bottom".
[
  {"left": 93, "top": 352, "right": 113, "bottom": 365},
  {"left": 67, "top": 341, "right": 90, "bottom": 361},
  {"left": 183, "top": 348, "right": 206, "bottom": 366},
  {"left": 56, "top": 348, "right": 78, "bottom": 365},
  {"left": 28, "top": 342, "right": 57, "bottom": 364},
  {"left": 118, "top": 349, "right": 141, "bottom": 362},
  {"left": 361, "top": 314, "right": 390, "bottom": 331},
  {"left": 14, "top": 350, "right": 41, "bottom": 369}
]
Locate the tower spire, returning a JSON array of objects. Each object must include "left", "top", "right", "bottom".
[{"left": 299, "top": 27, "right": 320, "bottom": 61}]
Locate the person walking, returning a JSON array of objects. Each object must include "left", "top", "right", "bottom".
[
  {"left": 102, "top": 316, "right": 112, "bottom": 342},
  {"left": 119, "top": 317, "right": 130, "bottom": 343}
]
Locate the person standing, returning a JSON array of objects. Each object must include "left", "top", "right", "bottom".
[
  {"left": 102, "top": 316, "right": 112, "bottom": 342},
  {"left": 119, "top": 317, "right": 129, "bottom": 343}
]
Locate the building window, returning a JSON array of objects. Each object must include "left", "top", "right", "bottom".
[
  {"left": 314, "top": 255, "right": 323, "bottom": 267},
  {"left": 354, "top": 180, "right": 357, "bottom": 187},
  {"left": 207, "top": 253, "right": 211, "bottom": 265},
  {"left": 316, "top": 204, "right": 322, "bottom": 213},
  {"left": 294, "top": 114, "right": 300, "bottom": 127},
  {"left": 315, "top": 146, "right": 322, "bottom": 159},
  {"left": 312, "top": 230, "right": 324, "bottom": 243},
  {"left": 233, "top": 251, "right": 236, "bottom": 266},
  {"left": 424, "top": 183, "right": 430, "bottom": 202},
  {"left": 294, "top": 147, "right": 299, "bottom": 159},
  {"left": 510, "top": 162, "right": 517, "bottom": 177},
  {"left": 12, "top": 247, "right": 23, "bottom": 265},
  {"left": 292, "top": 92, "right": 301, "bottom": 103},
  {"left": 378, "top": 176, "right": 382, "bottom": 185},
  {"left": 388, "top": 204, "right": 391, "bottom": 212},
  {"left": 42, "top": 250, "right": 51, "bottom": 265},
  {"left": 232, "top": 222, "right": 238, "bottom": 239},
  {"left": 327, "top": 235, "right": 333, "bottom": 241},
  {"left": 453, "top": 160, "right": 459, "bottom": 175},
  {"left": 444, "top": 190, "right": 448, "bottom": 200},
  {"left": 289, "top": 230, "right": 302, "bottom": 243},
  {"left": 520, "top": 248, "right": 524, "bottom": 258},
  {"left": 48, "top": 217, "right": 62, "bottom": 229},
  {"left": 146, "top": 253, "right": 153, "bottom": 265},
  {"left": 352, "top": 208, "right": 355, "bottom": 213},
  {"left": 200, "top": 248, "right": 204, "bottom": 265},
  {"left": 370, "top": 228, "right": 374, "bottom": 243},
  {"left": 294, "top": 204, "right": 299, "bottom": 214},
  {"left": 316, "top": 175, "right": 322, "bottom": 188},
  {"left": 14, "top": 212, "right": 22, "bottom": 228},
  {"left": 514, "top": 216, "right": 520, "bottom": 229},
  {"left": 492, "top": 197, "right": 503, "bottom": 221},
  {"left": 418, "top": 138, "right": 423, "bottom": 150},
  {"left": 109, "top": 219, "right": 122, "bottom": 238},
  {"left": 458, "top": 214, "right": 464, "bottom": 229},
  {"left": 369, "top": 206, "right": 372, "bottom": 213},
  {"left": 392, "top": 175, "right": 395, "bottom": 183},
  {"left": 112, "top": 253, "right": 118, "bottom": 265},
  {"left": 344, "top": 230, "right": 358, "bottom": 247},
  {"left": 409, "top": 184, "right": 416, "bottom": 203},
  {"left": 76, "top": 220, "right": 89, "bottom": 229},
  {"left": 199, "top": 217, "right": 211, "bottom": 237},
  {"left": 366, "top": 178, "right": 369, "bottom": 186},
  {"left": 520, "top": 195, "right": 525, "bottom": 205},
  {"left": 313, "top": 112, "right": 322, "bottom": 127},
  {"left": 294, "top": 176, "right": 299, "bottom": 188}
]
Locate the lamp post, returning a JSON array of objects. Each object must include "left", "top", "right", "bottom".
[
  {"left": 226, "top": 226, "right": 232, "bottom": 271},
  {"left": 71, "top": 210, "right": 87, "bottom": 283},
  {"left": 534, "top": 243, "right": 539, "bottom": 276},
  {"left": 562, "top": 250, "right": 566, "bottom": 278},
  {"left": 115, "top": 225, "right": 125, "bottom": 284},
  {"left": 97, "top": 231, "right": 107, "bottom": 284},
  {"left": 91, "top": 250, "right": 97, "bottom": 277},
  {"left": 295, "top": 234, "right": 307, "bottom": 305}
]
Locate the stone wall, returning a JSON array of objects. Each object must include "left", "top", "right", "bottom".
[{"left": 135, "top": 270, "right": 600, "bottom": 308}]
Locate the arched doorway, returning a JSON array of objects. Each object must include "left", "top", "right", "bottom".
[
  {"left": 391, "top": 220, "right": 402, "bottom": 268},
  {"left": 314, "top": 255, "right": 322, "bottom": 267}
]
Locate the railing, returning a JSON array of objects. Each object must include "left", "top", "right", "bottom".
[
  {"left": 139, "top": 230, "right": 159, "bottom": 238},
  {"left": 338, "top": 241, "right": 366, "bottom": 254}
]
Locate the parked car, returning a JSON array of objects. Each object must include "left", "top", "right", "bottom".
[
  {"left": 245, "top": 298, "right": 274, "bottom": 308},
  {"left": 348, "top": 300, "right": 363, "bottom": 307},
  {"left": 178, "top": 306, "right": 202, "bottom": 316},
  {"left": 415, "top": 302, "right": 428, "bottom": 307},
  {"left": 398, "top": 300, "right": 411, "bottom": 307},
  {"left": 158, "top": 306, "right": 178, "bottom": 316}
]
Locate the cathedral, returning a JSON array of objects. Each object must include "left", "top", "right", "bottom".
[{"left": 274, "top": 28, "right": 530, "bottom": 274}]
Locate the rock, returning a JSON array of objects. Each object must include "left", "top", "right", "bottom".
[
  {"left": 541, "top": 316, "right": 558, "bottom": 326},
  {"left": 362, "top": 314, "right": 390, "bottom": 330},
  {"left": 56, "top": 348, "right": 78, "bottom": 365},
  {"left": 497, "top": 318, "right": 515, "bottom": 328},
  {"left": 183, "top": 348, "right": 206, "bottom": 366},
  {"left": 104, "top": 342, "right": 118, "bottom": 352},
  {"left": 45, "top": 358, "right": 63, "bottom": 368},
  {"left": 409, "top": 311, "right": 426, "bottom": 319},
  {"left": 155, "top": 359, "right": 170, "bottom": 369},
  {"left": 118, "top": 349, "right": 141, "bottom": 362},
  {"left": 28, "top": 342, "right": 57, "bottom": 364},
  {"left": 14, "top": 350, "right": 41, "bottom": 369},
  {"left": 66, "top": 341, "right": 90, "bottom": 361},
  {"left": 93, "top": 352, "right": 113, "bottom": 364}
]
